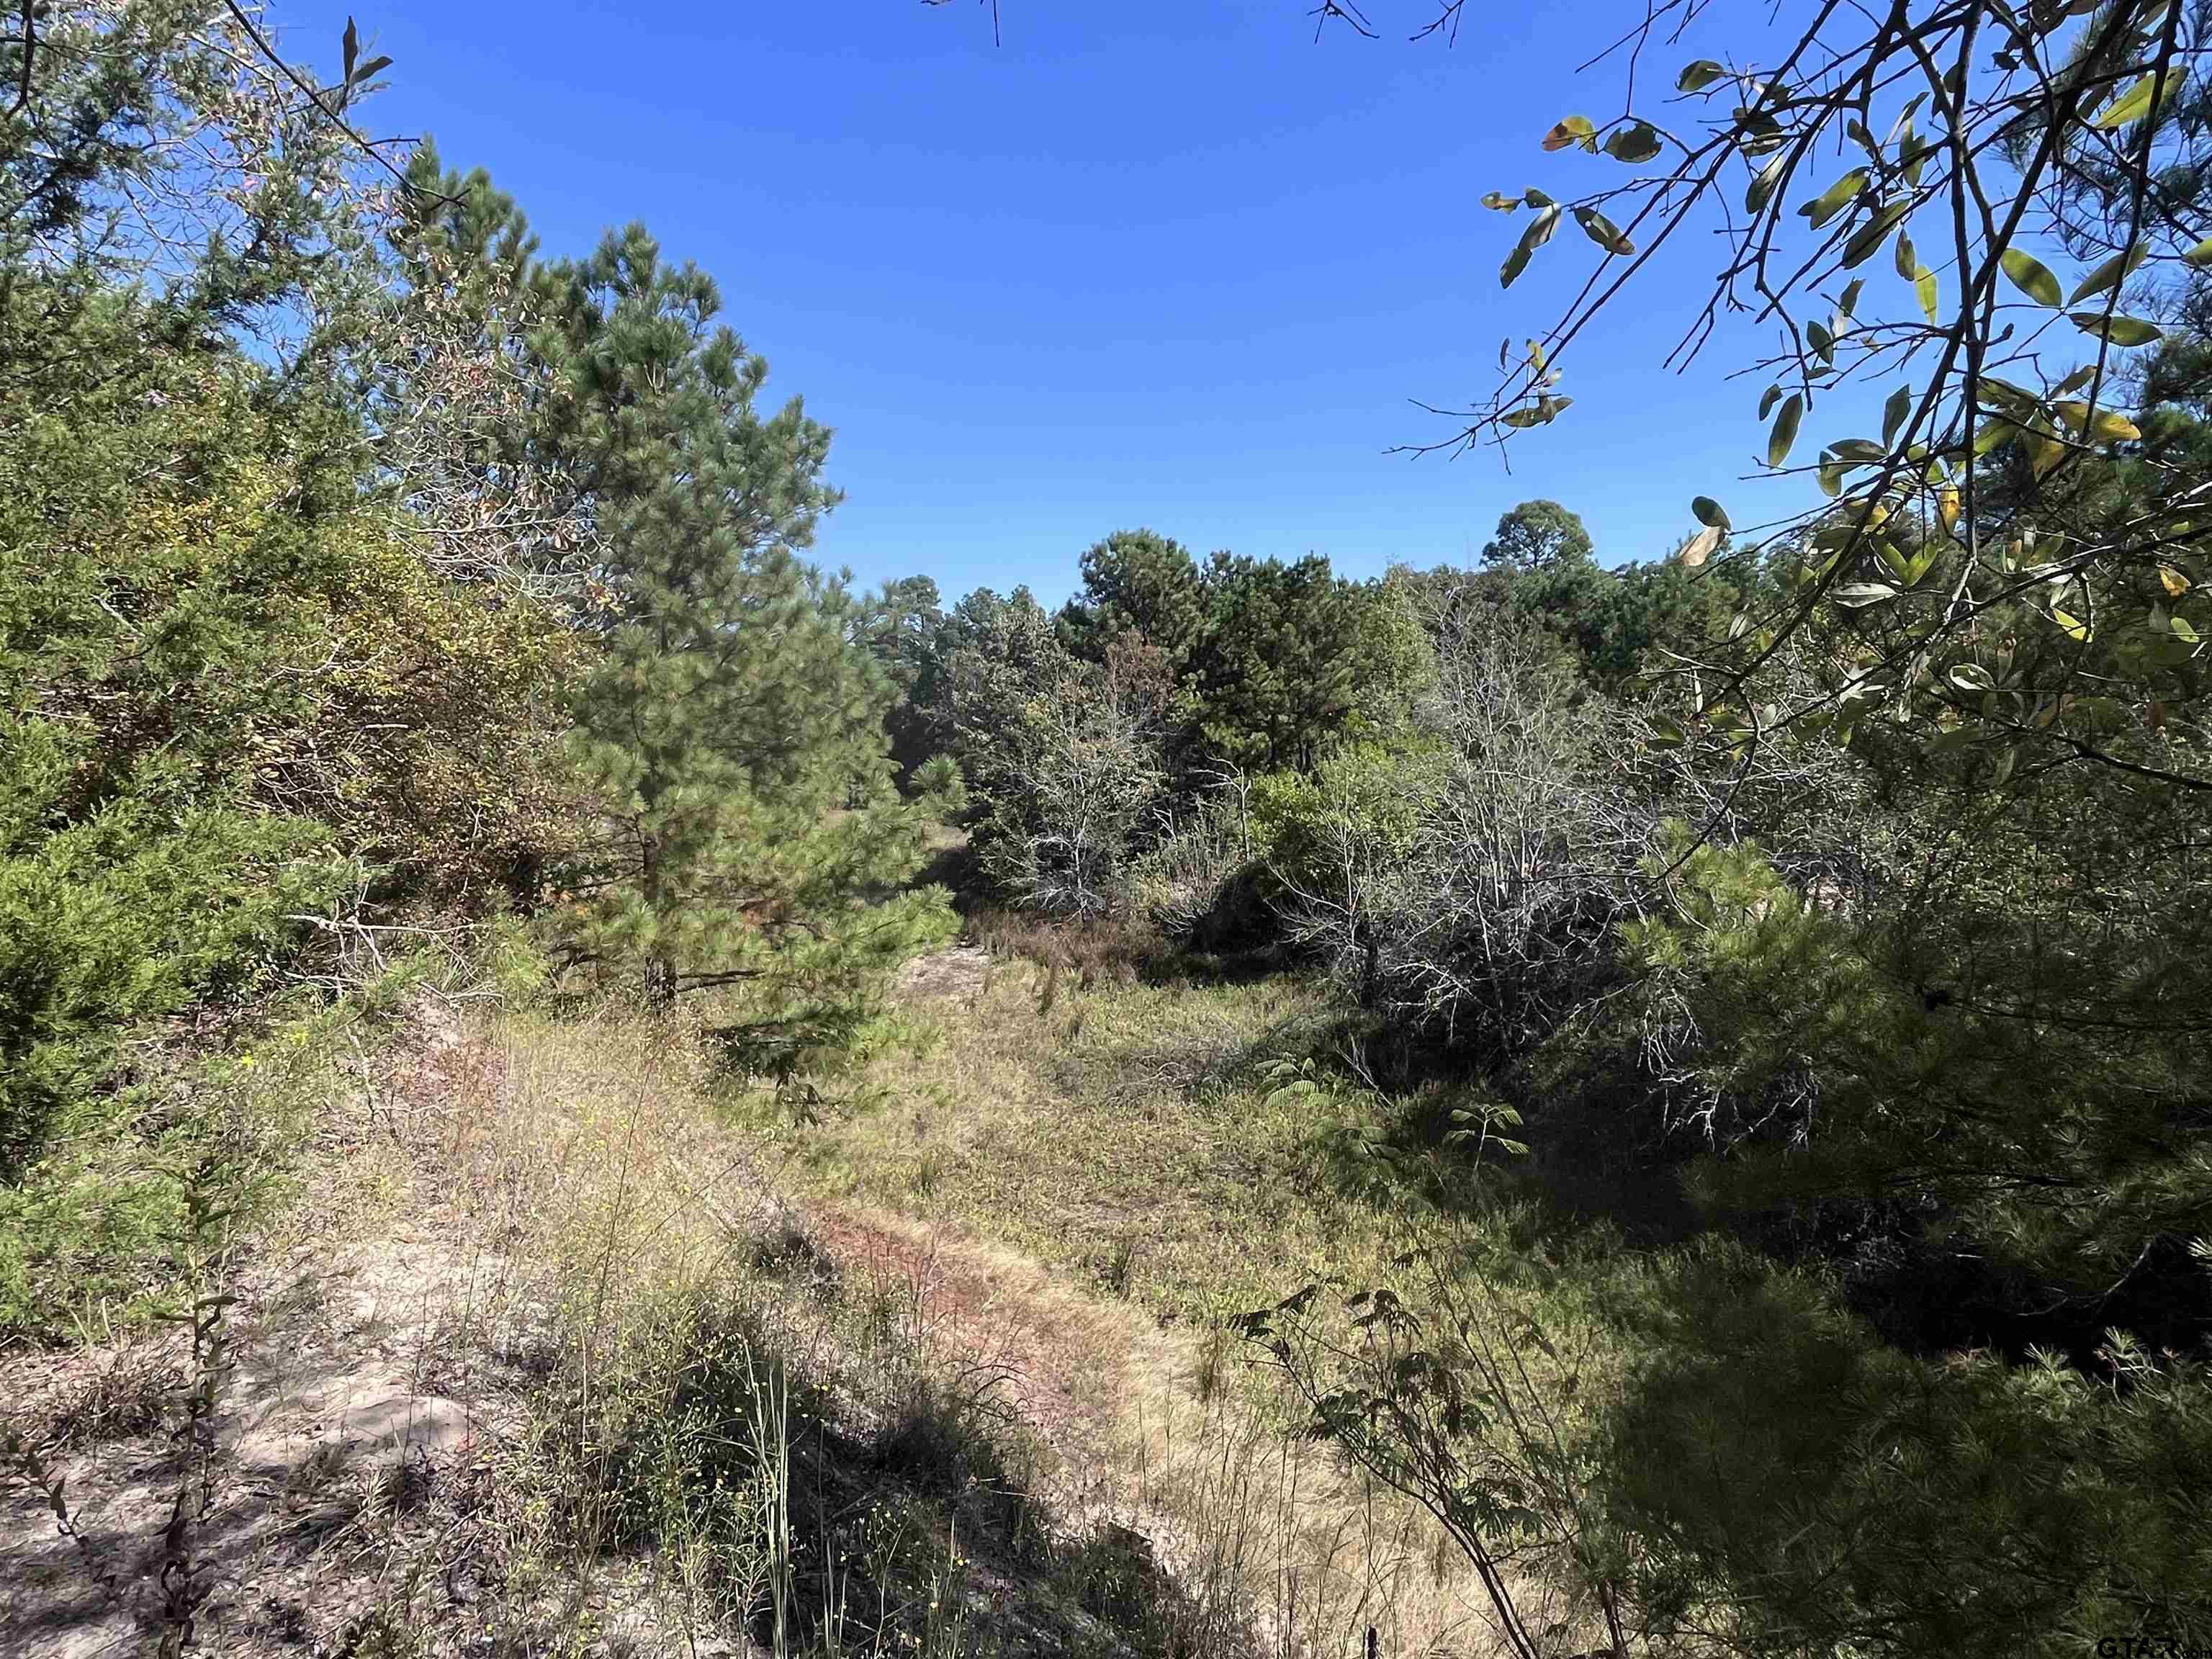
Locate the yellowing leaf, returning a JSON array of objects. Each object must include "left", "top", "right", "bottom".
[
  {"left": 1542, "top": 116, "right": 1597, "bottom": 151},
  {"left": 2069, "top": 311, "right": 2162, "bottom": 346},
  {"left": 2092, "top": 73, "right": 2157, "bottom": 130},
  {"left": 1678, "top": 524, "right": 1722, "bottom": 567},
  {"left": 1914, "top": 263, "right": 1941, "bottom": 324},
  {"left": 2054, "top": 401, "right": 2143, "bottom": 442},
  {"left": 2159, "top": 564, "right": 2191, "bottom": 596},
  {"left": 2069, "top": 242, "right": 2149, "bottom": 304},
  {"left": 1938, "top": 487, "right": 1961, "bottom": 534},
  {"left": 2052, "top": 607, "right": 2090, "bottom": 642}
]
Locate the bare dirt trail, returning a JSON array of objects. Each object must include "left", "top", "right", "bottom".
[
  {"left": 802, "top": 1201, "right": 1203, "bottom": 1485},
  {"left": 1, "top": 1008, "right": 538, "bottom": 1659}
]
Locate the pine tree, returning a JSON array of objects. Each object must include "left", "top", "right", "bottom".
[{"left": 528, "top": 224, "right": 952, "bottom": 1044}]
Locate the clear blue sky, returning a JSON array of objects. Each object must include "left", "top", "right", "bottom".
[{"left": 289, "top": 0, "right": 1842, "bottom": 602}]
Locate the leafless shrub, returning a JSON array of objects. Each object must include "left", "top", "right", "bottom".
[
  {"left": 1138, "top": 765, "right": 1259, "bottom": 937},
  {"left": 1277, "top": 583, "right": 1881, "bottom": 1069},
  {"left": 984, "top": 681, "right": 1169, "bottom": 918},
  {"left": 1273, "top": 612, "right": 1656, "bottom": 1053}
]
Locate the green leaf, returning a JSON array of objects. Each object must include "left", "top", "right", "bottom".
[
  {"left": 1735, "top": 108, "right": 1787, "bottom": 155},
  {"left": 1480, "top": 191, "right": 1521, "bottom": 212},
  {"left": 1677, "top": 59, "right": 1725, "bottom": 91},
  {"left": 2069, "top": 311, "right": 2162, "bottom": 346},
  {"left": 1499, "top": 394, "right": 1573, "bottom": 428},
  {"left": 1604, "top": 122, "right": 1664, "bottom": 163},
  {"left": 1807, "top": 318, "right": 1835, "bottom": 363},
  {"left": 1574, "top": 206, "right": 1634, "bottom": 255},
  {"left": 1882, "top": 384, "right": 1912, "bottom": 446},
  {"left": 1746, "top": 153, "right": 1786, "bottom": 214},
  {"left": 2000, "top": 248, "right": 2063, "bottom": 307},
  {"left": 1758, "top": 383, "right": 1783, "bottom": 419},
  {"left": 1691, "top": 495, "right": 1731, "bottom": 530},
  {"left": 1542, "top": 116, "right": 1597, "bottom": 152},
  {"left": 1838, "top": 278, "right": 1865, "bottom": 319},
  {"left": 1502, "top": 204, "right": 1561, "bottom": 288},
  {"left": 2185, "top": 238, "right": 2212, "bottom": 269},
  {"left": 2092, "top": 73, "right": 2157, "bottom": 130},
  {"left": 1914, "top": 264, "right": 1941, "bottom": 324},
  {"left": 1768, "top": 393, "right": 1804, "bottom": 468},
  {"left": 1841, "top": 199, "right": 1912, "bottom": 268},
  {"left": 1900, "top": 133, "right": 1933, "bottom": 187},
  {"left": 1800, "top": 168, "right": 1869, "bottom": 228},
  {"left": 1978, "top": 376, "right": 2041, "bottom": 416}
]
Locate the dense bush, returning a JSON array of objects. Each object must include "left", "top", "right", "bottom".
[{"left": 0, "top": 4, "right": 951, "bottom": 1190}]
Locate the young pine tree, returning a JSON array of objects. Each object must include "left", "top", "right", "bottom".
[{"left": 535, "top": 225, "right": 951, "bottom": 1046}]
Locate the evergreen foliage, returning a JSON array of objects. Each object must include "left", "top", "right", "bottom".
[{"left": 516, "top": 222, "right": 954, "bottom": 1027}]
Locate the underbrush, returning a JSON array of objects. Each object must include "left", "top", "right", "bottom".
[
  {"left": 770, "top": 952, "right": 1586, "bottom": 1655},
  {"left": 0, "top": 979, "right": 410, "bottom": 1341}
]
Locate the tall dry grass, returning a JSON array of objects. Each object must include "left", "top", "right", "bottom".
[{"left": 760, "top": 950, "right": 1590, "bottom": 1658}]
